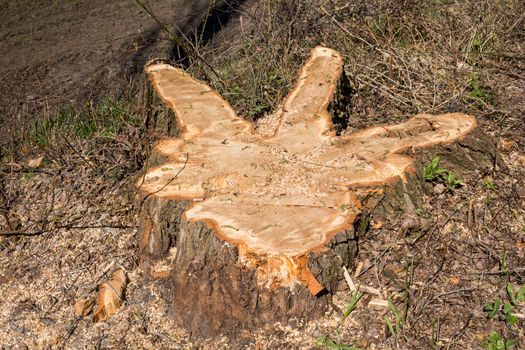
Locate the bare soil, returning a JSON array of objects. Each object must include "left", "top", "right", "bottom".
[{"left": 0, "top": 0, "right": 239, "bottom": 145}]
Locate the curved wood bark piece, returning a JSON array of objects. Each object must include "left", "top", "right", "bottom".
[{"left": 136, "top": 46, "right": 486, "bottom": 338}]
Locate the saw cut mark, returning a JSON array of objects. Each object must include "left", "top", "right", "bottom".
[{"left": 138, "top": 46, "right": 476, "bottom": 295}]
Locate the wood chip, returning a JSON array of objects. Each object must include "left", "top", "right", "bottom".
[
  {"left": 151, "top": 269, "right": 171, "bottom": 279},
  {"left": 368, "top": 298, "right": 389, "bottom": 310},
  {"left": 343, "top": 266, "right": 356, "bottom": 291},
  {"left": 27, "top": 156, "right": 44, "bottom": 168},
  {"left": 371, "top": 220, "right": 383, "bottom": 229},
  {"left": 356, "top": 284, "right": 382, "bottom": 296},
  {"left": 450, "top": 276, "right": 461, "bottom": 285},
  {"left": 500, "top": 140, "right": 517, "bottom": 151},
  {"left": 93, "top": 269, "right": 126, "bottom": 323},
  {"left": 74, "top": 297, "right": 95, "bottom": 317},
  {"left": 354, "top": 261, "right": 364, "bottom": 278}
]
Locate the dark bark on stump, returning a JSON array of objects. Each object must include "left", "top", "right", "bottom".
[{"left": 139, "top": 193, "right": 359, "bottom": 338}]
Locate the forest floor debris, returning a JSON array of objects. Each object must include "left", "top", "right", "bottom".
[{"left": 1, "top": 0, "right": 524, "bottom": 348}]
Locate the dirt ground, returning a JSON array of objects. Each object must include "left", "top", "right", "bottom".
[
  {"left": 1, "top": 0, "right": 525, "bottom": 349},
  {"left": 0, "top": 0, "right": 238, "bottom": 146}
]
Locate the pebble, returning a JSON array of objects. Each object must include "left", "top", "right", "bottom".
[
  {"left": 40, "top": 317, "right": 56, "bottom": 326},
  {"left": 11, "top": 343, "right": 29, "bottom": 350},
  {"left": 75, "top": 204, "right": 87, "bottom": 214},
  {"left": 311, "top": 327, "right": 321, "bottom": 338},
  {"left": 99, "top": 213, "right": 109, "bottom": 223},
  {"left": 433, "top": 183, "right": 446, "bottom": 195}
]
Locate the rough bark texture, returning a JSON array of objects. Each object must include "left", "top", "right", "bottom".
[
  {"left": 139, "top": 194, "right": 358, "bottom": 338},
  {"left": 135, "top": 47, "right": 497, "bottom": 339},
  {"left": 369, "top": 126, "right": 498, "bottom": 220}
]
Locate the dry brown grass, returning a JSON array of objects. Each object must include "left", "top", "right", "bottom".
[{"left": 195, "top": 0, "right": 524, "bottom": 139}]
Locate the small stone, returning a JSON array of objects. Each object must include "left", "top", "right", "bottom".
[
  {"left": 11, "top": 343, "right": 29, "bottom": 350},
  {"left": 433, "top": 183, "right": 446, "bottom": 195},
  {"left": 98, "top": 213, "right": 109, "bottom": 223},
  {"left": 40, "top": 317, "right": 56, "bottom": 326},
  {"left": 311, "top": 327, "right": 322, "bottom": 338},
  {"left": 399, "top": 216, "right": 419, "bottom": 236}
]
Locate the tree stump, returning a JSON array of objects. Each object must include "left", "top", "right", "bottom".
[{"left": 136, "top": 47, "right": 497, "bottom": 338}]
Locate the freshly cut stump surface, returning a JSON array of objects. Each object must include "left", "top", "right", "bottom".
[{"left": 137, "top": 46, "right": 485, "bottom": 338}]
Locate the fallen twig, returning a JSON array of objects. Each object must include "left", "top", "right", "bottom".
[
  {"left": 0, "top": 163, "right": 55, "bottom": 176},
  {"left": 0, "top": 229, "right": 46, "bottom": 236}
]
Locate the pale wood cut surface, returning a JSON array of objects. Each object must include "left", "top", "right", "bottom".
[{"left": 138, "top": 47, "right": 476, "bottom": 294}]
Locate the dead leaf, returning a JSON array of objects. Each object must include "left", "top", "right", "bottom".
[
  {"left": 74, "top": 297, "right": 95, "bottom": 317},
  {"left": 516, "top": 239, "right": 525, "bottom": 250},
  {"left": 371, "top": 220, "right": 383, "bottom": 229},
  {"left": 28, "top": 156, "right": 44, "bottom": 168},
  {"left": 450, "top": 275, "right": 460, "bottom": 285},
  {"left": 93, "top": 269, "right": 126, "bottom": 323},
  {"left": 500, "top": 140, "right": 517, "bottom": 152}
]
